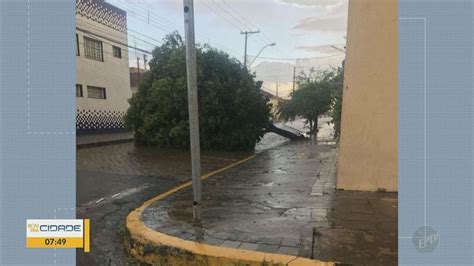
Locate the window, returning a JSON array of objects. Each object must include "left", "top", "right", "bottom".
[
  {"left": 83, "top": 36, "right": 103, "bottom": 61},
  {"left": 76, "top": 84, "right": 83, "bottom": 97},
  {"left": 112, "top": 46, "right": 121, "bottom": 58},
  {"left": 76, "top": 34, "right": 80, "bottom": 56},
  {"left": 87, "top": 86, "right": 106, "bottom": 99}
]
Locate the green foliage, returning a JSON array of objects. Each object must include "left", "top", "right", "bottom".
[
  {"left": 278, "top": 69, "right": 334, "bottom": 134},
  {"left": 125, "top": 32, "right": 271, "bottom": 151},
  {"left": 330, "top": 62, "right": 344, "bottom": 139},
  {"left": 278, "top": 65, "right": 345, "bottom": 139}
]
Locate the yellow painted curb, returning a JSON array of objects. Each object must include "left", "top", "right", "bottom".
[{"left": 126, "top": 155, "right": 334, "bottom": 266}]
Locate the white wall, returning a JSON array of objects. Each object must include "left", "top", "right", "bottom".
[
  {"left": 76, "top": 17, "right": 131, "bottom": 113},
  {"left": 75, "top": 0, "right": 133, "bottom": 135},
  {"left": 337, "top": 0, "right": 398, "bottom": 191}
]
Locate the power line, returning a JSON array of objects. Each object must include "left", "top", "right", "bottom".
[
  {"left": 112, "top": 0, "right": 242, "bottom": 57},
  {"left": 217, "top": 0, "right": 254, "bottom": 30},
  {"left": 117, "top": 0, "right": 181, "bottom": 30},
  {"left": 247, "top": 53, "right": 345, "bottom": 61},
  {"left": 77, "top": 18, "right": 161, "bottom": 48},
  {"left": 77, "top": 27, "right": 152, "bottom": 54},
  {"left": 216, "top": 0, "right": 287, "bottom": 57},
  {"left": 208, "top": 0, "right": 251, "bottom": 31},
  {"left": 200, "top": 0, "right": 242, "bottom": 31}
]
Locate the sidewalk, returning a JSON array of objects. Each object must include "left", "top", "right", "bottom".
[
  {"left": 126, "top": 140, "right": 397, "bottom": 265},
  {"left": 76, "top": 132, "right": 133, "bottom": 148}
]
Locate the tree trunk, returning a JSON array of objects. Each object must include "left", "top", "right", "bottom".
[
  {"left": 315, "top": 116, "right": 318, "bottom": 135},
  {"left": 313, "top": 116, "right": 318, "bottom": 144}
]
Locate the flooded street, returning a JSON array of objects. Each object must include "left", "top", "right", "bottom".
[
  {"left": 255, "top": 116, "right": 334, "bottom": 152},
  {"left": 76, "top": 117, "right": 334, "bottom": 265},
  {"left": 77, "top": 117, "right": 333, "bottom": 183}
]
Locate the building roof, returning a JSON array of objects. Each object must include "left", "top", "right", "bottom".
[{"left": 260, "top": 89, "right": 283, "bottom": 101}]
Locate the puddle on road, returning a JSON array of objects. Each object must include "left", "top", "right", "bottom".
[
  {"left": 263, "top": 181, "right": 275, "bottom": 187},
  {"left": 77, "top": 118, "right": 334, "bottom": 179}
]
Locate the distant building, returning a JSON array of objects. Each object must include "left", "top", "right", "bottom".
[
  {"left": 261, "top": 89, "right": 283, "bottom": 120},
  {"left": 76, "top": 0, "right": 132, "bottom": 135}
]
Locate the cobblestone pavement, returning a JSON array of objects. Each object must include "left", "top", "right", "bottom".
[
  {"left": 75, "top": 128, "right": 293, "bottom": 265},
  {"left": 142, "top": 141, "right": 338, "bottom": 258},
  {"left": 141, "top": 139, "right": 398, "bottom": 264},
  {"left": 313, "top": 190, "right": 398, "bottom": 265}
]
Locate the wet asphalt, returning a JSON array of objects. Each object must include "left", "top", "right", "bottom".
[
  {"left": 75, "top": 118, "right": 331, "bottom": 265},
  {"left": 76, "top": 172, "right": 176, "bottom": 265},
  {"left": 76, "top": 146, "right": 254, "bottom": 265}
]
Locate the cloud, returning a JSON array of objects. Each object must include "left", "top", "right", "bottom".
[
  {"left": 296, "top": 44, "right": 341, "bottom": 54},
  {"left": 292, "top": 1, "right": 348, "bottom": 32},
  {"left": 277, "top": 0, "right": 344, "bottom": 8},
  {"left": 293, "top": 16, "right": 346, "bottom": 32}
]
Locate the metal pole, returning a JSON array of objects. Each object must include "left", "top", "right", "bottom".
[
  {"left": 143, "top": 54, "right": 147, "bottom": 71},
  {"left": 137, "top": 57, "right": 140, "bottom": 74},
  {"left": 243, "top": 32, "right": 248, "bottom": 67},
  {"left": 241, "top": 30, "right": 260, "bottom": 68},
  {"left": 248, "top": 43, "right": 275, "bottom": 68},
  {"left": 183, "top": 0, "right": 202, "bottom": 222},
  {"left": 292, "top": 66, "right": 296, "bottom": 93},
  {"left": 276, "top": 81, "right": 279, "bottom": 98}
]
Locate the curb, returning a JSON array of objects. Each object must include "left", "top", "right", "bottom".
[
  {"left": 125, "top": 155, "right": 334, "bottom": 266},
  {"left": 76, "top": 137, "right": 133, "bottom": 149}
]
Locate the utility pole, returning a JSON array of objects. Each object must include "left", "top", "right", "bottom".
[
  {"left": 143, "top": 54, "right": 148, "bottom": 71},
  {"left": 183, "top": 0, "right": 202, "bottom": 222},
  {"left": 276, "top": 80, "right": 279, "bottom": 98},
  {"left": 136, "top": 57, "right": 140, "bottom": 74},
  {"left": 241, "top": 29, "right": 259, "bottom": 68},
  {"left": 292, "top": 66, "right": 296, "bottom": 93}
]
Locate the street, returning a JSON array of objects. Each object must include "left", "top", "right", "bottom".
[
  {"left": 76, "top": 118, "right": 326, "bottom": 265},
  {"left": 76, "top": 144, "right": 253, "bottom": 265}
]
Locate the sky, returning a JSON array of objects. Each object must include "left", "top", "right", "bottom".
[{"left": 106, "top": 0, "right": 348, "bottom": 98}]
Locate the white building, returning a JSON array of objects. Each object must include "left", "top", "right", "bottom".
[{"left": 76, "top": 0, "right": 131, "bottom": 135}]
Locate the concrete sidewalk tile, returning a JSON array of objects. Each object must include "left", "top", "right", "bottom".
[
  {"left": 212, "top": 231, "right": 233, "bottom": 240},
  {"left": 314, "top": 216, "right": 328, "bottom": 222},
  {"left": 203, "top": 237, "right": 225, "bottom": 246},
  {"left": 227, "top": 234, "right": 242, "bottom": 241},
  {"left": 314, "top": 221, "right": 330, "bottom": 228},
  {"left": 220, "top": 240, "right": 242, "bottom": 248},
  {"left": 128, "top": 139, "right": 397, "bottom": 265},
  {"left": 311, "top": 208, "right": 328, "bottom": 216},
  {"left": 238, "top": 242, "right": 259, "bottom": 251},
  {"left": 258, "top": 237, "right": 282, "bottom": 245},
  {"left": 312, "top": 209, "right": 328, "bottom": 222},
  {"left": 310, "top": 189, "right": 324, "bottom": 196},
  {"left": 257, "top": 244, "right": 279, "bottom": 253},
  {"left": 277, "top": 246, "right": 299, "bottom": 256},
  {"left": 281, "top": 238, "right": 301, "bottom": 247},
  {"left": 238, "top": 234, "right": 260, "bottom": 243},
  {"left": 163, "top": 228, "right": 180, "bottom": 236},
  {"left": 179, "top": 232, "right": 193, "bottom": 240},
  {"left": 324, "top": 182, "right": 335, "bottom": 188}
]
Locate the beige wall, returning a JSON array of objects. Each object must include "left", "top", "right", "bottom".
[
  {"left": 337, "top": 0, "right": 398, "bottom": 191},
  {"left": 76, "top": 17, "right": 131, "bottom": 112},
  {"left": 75, "top": 0, "right": 132, "bottom": 135}
]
